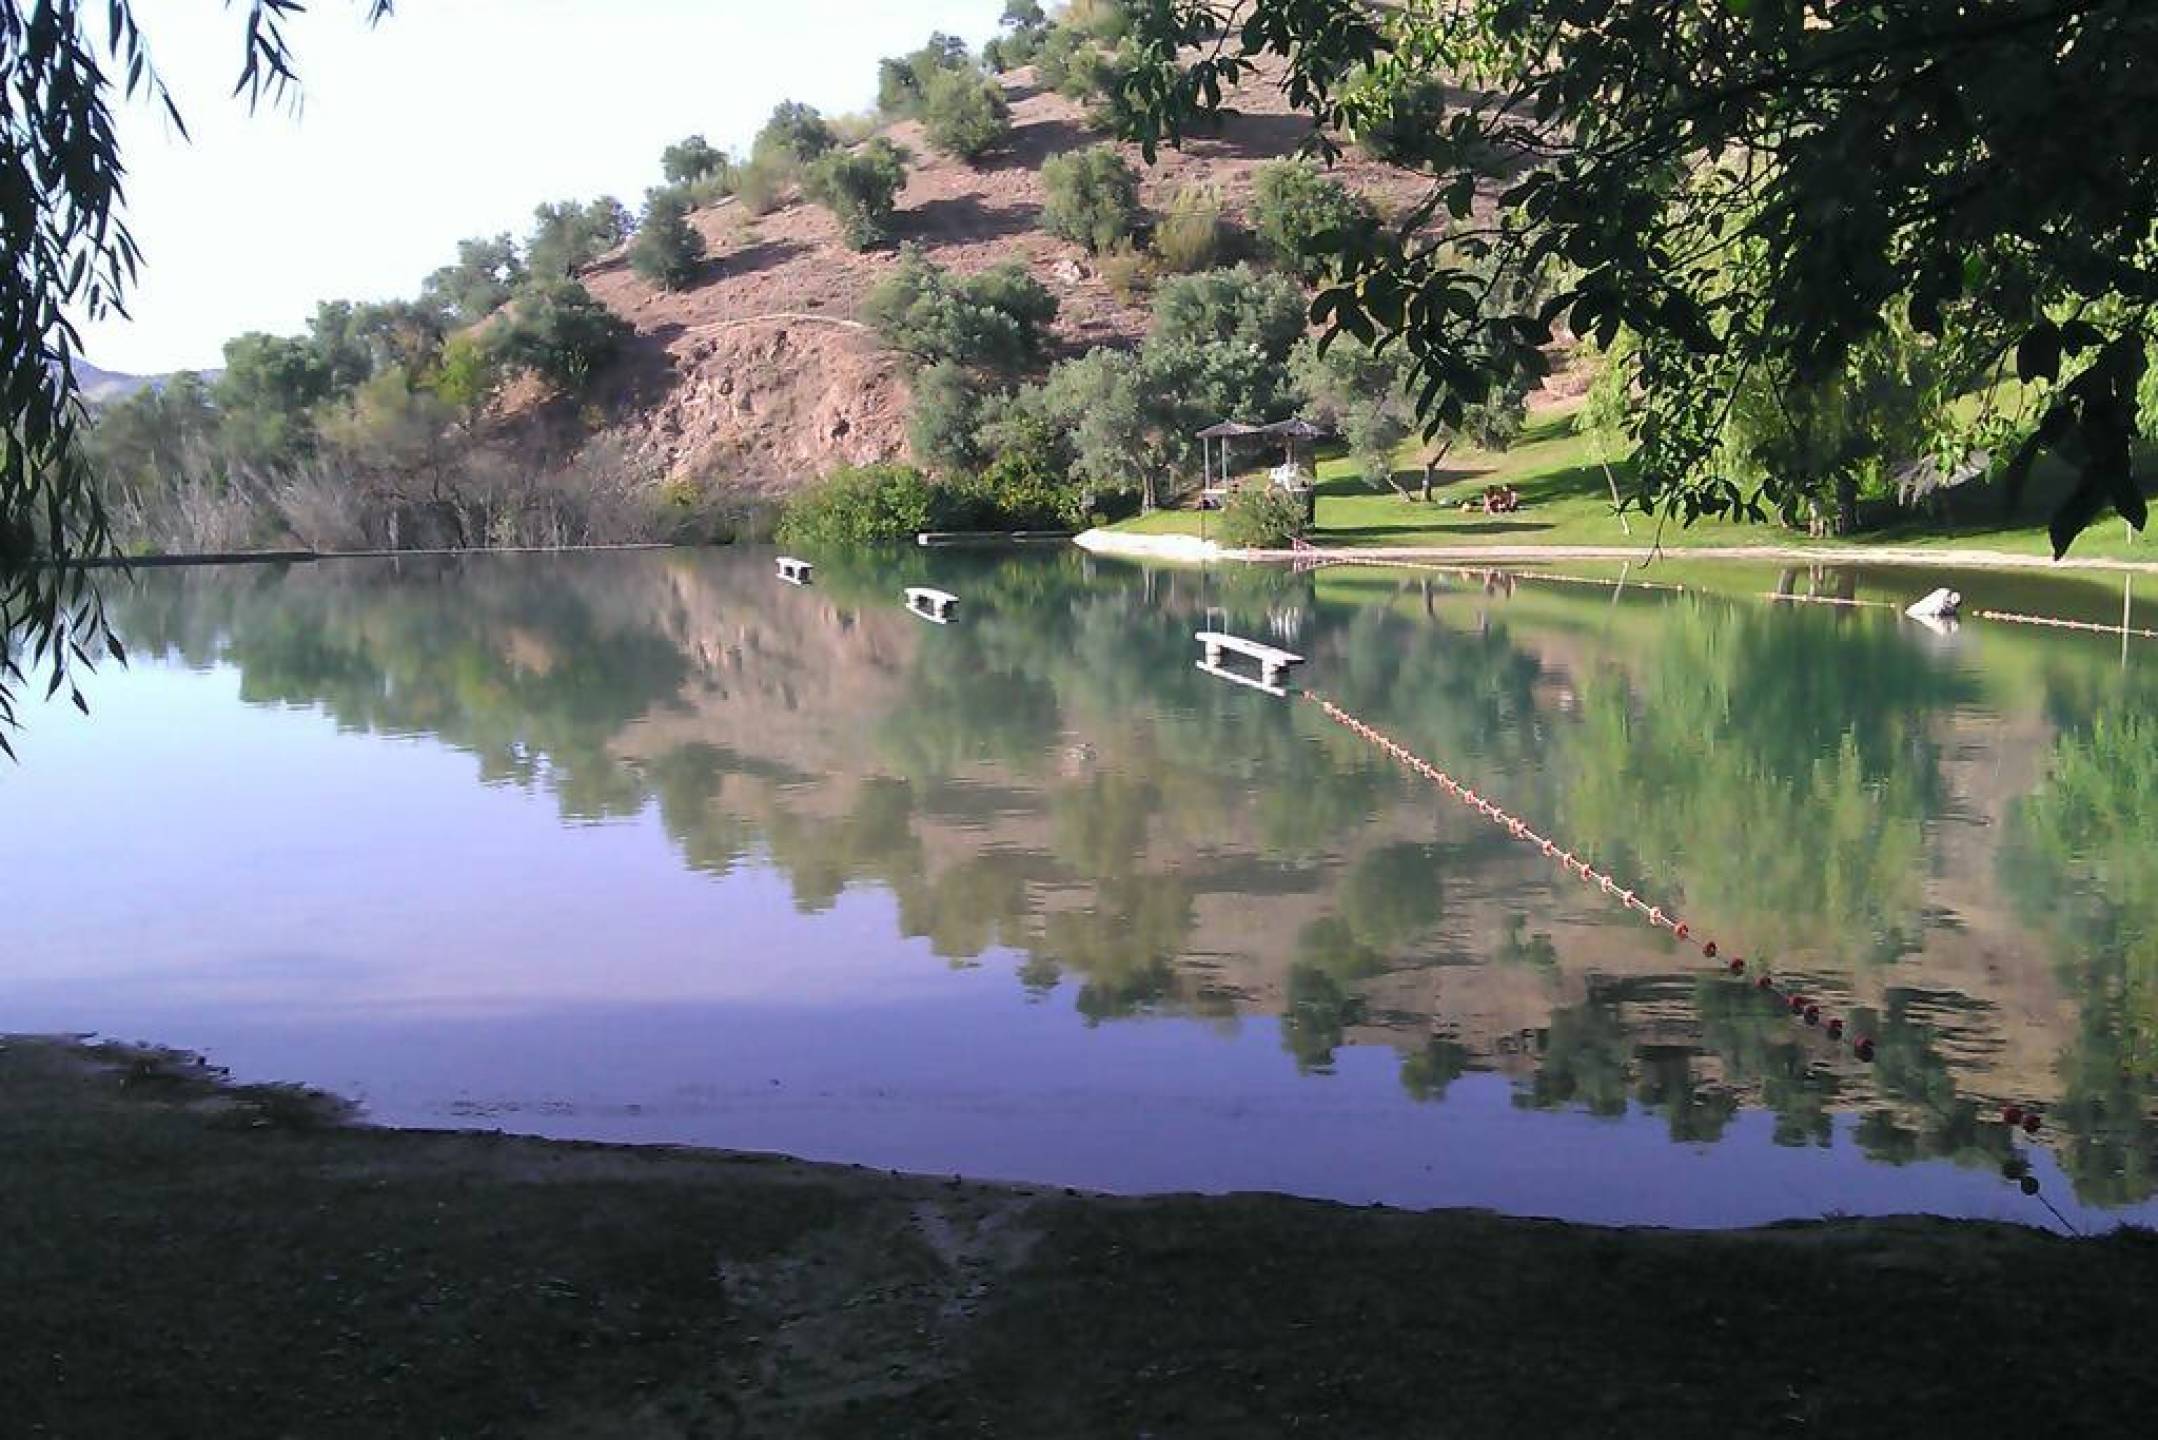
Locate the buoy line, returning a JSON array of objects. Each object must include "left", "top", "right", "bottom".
[
  {"left": 1976, "top": 609, "right": 2158, "bottom": 642},
  {"left": 1303, "top": 689, "right": 2070, "bottom": 1223}
]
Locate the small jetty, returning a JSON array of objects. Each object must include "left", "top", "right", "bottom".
[
  {"left": 1195, "top": 631, "right": 1303, "bottom": 696},
  {"left": 905, "top": 586, "right": 961, "bottom": 624},
  {"left": 775, "top": 555, "right": 815, "bottom": 586}
]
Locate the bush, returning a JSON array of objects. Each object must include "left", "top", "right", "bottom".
[
  {"left": 1153, "top": 184, "right": 1227, "bottom": 273},
  {"left": 1351, "top": 74, "right": 1453, "bottom": 166},
  {"left": 1249, "top": 159, "right": 1378, "bottom": 278},
  {"left": 489, "top": 279, "right": 629, "bottom": 393},
  {"left": 1033, "top": 24, "right": 1086, "bottom": 90},
  {"left": 878, "top": 33, "right": 973, "bottom": 117},
  {"left": 630, "top": 188, "right": 706, "bottom": 291},
  {"left": 774, "top": 463, "right": 942, "bottom": 548},
  {"left": 922, "top": 70, "right": 1013, "bottom": 162},
  {"left": 752, "top": 101, "right": 837, "bottom": 172},
  {"left": 526, "top": 197, "right": 632, "bottom": 280},
  {"left": 735, "top": 157, "right": 788, "bottom": 215},
  {"left": 804, "top": 139, "right": 910, "bottom": 250},
  {"left": 1219, "top": 483, "right": 1308, "bottom": 548},
  {"left": 863, "top": 246, "right": 1059, "bottom": 374},
  {"left": 1065, "top": 0, "right": 1130, "bottom": 42},
  {"left": 1150, "top": 264, "right": 1308, "bottom": 361},
  {"left": 1041, "top": 145, "right": 1141, "bottom": 254},
  {"left": 1098, "top": 240, "right": 1153, "bottom": 302},
  {"left": 907, "top": 361, "right": 990, "bottom": 475}
]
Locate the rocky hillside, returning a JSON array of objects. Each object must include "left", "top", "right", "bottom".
[{"left": 514, "top": 61, "right": 1435, "bottom": 495}]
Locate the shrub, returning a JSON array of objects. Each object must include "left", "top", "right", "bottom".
[
  {"left": 908, "top": 361, "right": 991, "bottom": 475},
  {"left": 1098, "top": 240, "right": 1153, "bottom": 302},
  {"left": 735, "top": 157, "right": 788, "bottom": 215},
  {"left": 878, "top": 33, "right": 973, "bottom": 117},
  {"left": 1065, "top": 0, "right": 1130, "bottom": 42},
  {"left": 1351, "top": 74, "right": 1453, "bottom": 166},
  {"left": 804, "top": 139, "right": 910, "bottom": 250},
  {"left": 922, "top": 70, "right": 1013, "bottom": 162},
  {"left": 1249, "top": 159, "right": 1378, "bottom": 278},
  {"left": 1150, "top": 264, "right": 1308, "bottom": 361},
  {"left": 429, "top": 333, "right": 502, "bottom": 422},
  {"left": 752, "top": 101, "right": 837, "bottom": 172},
  {"left": 526, "top": 197, "right": 632, "bottom": 280},
  {"left": 774, "top": 463, "right": 942, "bottom": 548},
  {"left": 1033, "top": 24, "right": 1086, "bottom": 90},
  {"left": 864, "top": 247, "right": 1059, "bottom": 374},
  {"left": 1041, "top": 144, "right": 1141, "bottom": 254},
  {"left": 1219, "top": 483, "right": 1308, "bottom": 548},
  {"left": 630, "top": 188, "right": 706, "bottom": 291},
  {"left": 1153, "top": 184, "right": 1227, "bottom": 273},
  {"left": 489, "top": 279, "right": 629, "bottom": 393}
]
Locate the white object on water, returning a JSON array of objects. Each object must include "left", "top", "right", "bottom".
[
  {"left": 1195, "top": 630, "right": 1304, "bottom": 697},
  {"left": 905, "top": 586, "right": 960, "bottom": 624},
  {"left": 1906, "top": 587, "right": 1961, "bottom": 621},
  {"left": 776, "top": 556, "right": 814, "bottom": 586}
]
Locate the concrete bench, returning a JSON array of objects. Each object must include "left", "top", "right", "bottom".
[
  {"left": 775, "top": 556, "right": 815, "bottom": 586},
  {"left": 1195, "top": 630, "right": 1304, "bottom": 696},
  {"left": 905, "top": 587, "right": 960, "bottom": 624}
]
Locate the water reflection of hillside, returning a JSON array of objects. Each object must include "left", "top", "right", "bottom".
[{"left": 108, "top": 549, "right": 2158, "bottom": 1206}]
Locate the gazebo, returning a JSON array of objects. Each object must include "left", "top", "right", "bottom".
[{"left": 1195, "top": 417, "right": 1332, "bottom": 509}]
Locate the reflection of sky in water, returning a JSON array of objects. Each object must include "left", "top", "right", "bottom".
[{"left": 2, "top": 551, "right": 2153, "bottom": 1232}]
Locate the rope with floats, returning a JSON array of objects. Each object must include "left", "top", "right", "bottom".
[{"left": 1294, "top": 686, "right": 2069, "bottom": 1222}]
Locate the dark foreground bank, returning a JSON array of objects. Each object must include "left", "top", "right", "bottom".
[{"left": 5, "top": 1038, "right": 2155, "bottom": 1439}]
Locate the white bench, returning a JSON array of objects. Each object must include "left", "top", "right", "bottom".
[
  {"left": 905, "top": 586, "right": 960, "bottom": 624},
  {"left": 1195, "top": 630, "right": 1304, "bottom": 696},
  {"left": 775, "top": 555, "right": 815, "bottom": 586}
]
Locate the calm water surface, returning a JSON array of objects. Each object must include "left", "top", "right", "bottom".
[{"left": 4, "top": 547, "right": 2155, "bottom": 1231}]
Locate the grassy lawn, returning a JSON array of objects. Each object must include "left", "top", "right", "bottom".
[{"left": 1116, "top": 402, "right": 2157, "bottom": 562}]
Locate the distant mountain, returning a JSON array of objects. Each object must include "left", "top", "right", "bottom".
[{"left": 69, "top": 358, "right": 219, "bottom": 405}]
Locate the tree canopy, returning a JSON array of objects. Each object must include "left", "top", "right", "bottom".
[
  {"left": 2, "top": 0, "right": 392, "bottom": 745},
  {"left": 1119, "top": 0, "right": 2158, "bottom": 556}
]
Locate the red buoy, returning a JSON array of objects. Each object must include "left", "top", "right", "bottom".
[
  {"left": 1756, "top": 975, "right": 1773, "bottom": 991},
  {"left": 1729, "top": 958, "right": 1746, "bottom": 975},
  {"left": 1804, "top": 1006, "right": 1821, "bottom": 1026},
  {"left": 1789, "top": 995, "right": 1807, "bottom": 1014},
  {"left": 1675, "top": 923, "right": 1690, "bottom": 940},
  {"left": 2004, "top": 1105, "right": 2024, "bottom": 1127},
  {"left": 1856, "top": 1037, "right": 1876, "bottom": 1062},
  {"left": 1827, "top": 1019, "right": 1845, "bottom": 1040},
  {"left": 2023, "top": 1113, "right": 2041, "bottom": 1135},
  {"left": 1703, "top": 941, "right": 1719, "bottom": 958}
]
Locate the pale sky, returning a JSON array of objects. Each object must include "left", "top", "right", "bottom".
[{"left": 76, "top": 0, "right": 1006, "bottom": 375}]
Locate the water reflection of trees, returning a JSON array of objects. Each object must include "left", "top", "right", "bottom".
[
  {"left": 1562, "top": 602, "right": 1962, "bottom": 966},
  {"left": 2004, "top": 694, "right": 2158, "bottom": 1205},
  {"left": 105, "top": 550, "right": 2155, "bottom": 1207}
]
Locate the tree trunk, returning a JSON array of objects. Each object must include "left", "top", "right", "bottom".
[{"left": 1834, "top": 472, "right": 1859, "bottom": 536}]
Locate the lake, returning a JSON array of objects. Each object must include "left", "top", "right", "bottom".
[{"left": 4, "top": 546, "right": 2154, "bottom": 1231}]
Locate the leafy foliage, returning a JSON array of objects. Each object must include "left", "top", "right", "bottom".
[
  {"left": 863, "top": 247, "right": 1059, "bottom": 375},
  {"left": 659, "top": 134, "right": 730, "bottom": 187},
  {"left": 1121, "top": 0, "right": 2158, "bottom": 555},
  {"left": 878, "top": 33, "right": 974, "bottom": 117},
  {"left": 921, "top": 69, "right": 1014, "bottom": 163},
  {"left": 1040, "top": 145, "right": 1142, "bottom": 254},
  {"left": 907, "top": 361, "right": 993, "bottom": 476},
  {"left": 422, "top": 234, "right": 527, "bottom": 326},
  {"left": 802, "top": 139, "right": 910, "bottom": 250},
  {"left": 1218, "top": 483, "right": 1308, "bottom": 548},
  {"left": 1152, "top": 184, "right": 1228, "bottom": 274},
  {"left": 489, "top": 280, "right": 630, "bottom": 393},
  {"left": 1248, "top": 159, "right": 1375, "bottom": 280},
  {"left": 751, "top": 101, "right": 838, "bottom": 172},
  {"left": 773, "top": 463, "right": 943, "bottom": 548},
  {"left": 527, "top": 197, "right": 631, "bottom": 280},
  {"left": 630, "top": 188, "right": 707, "bottom": 291}
]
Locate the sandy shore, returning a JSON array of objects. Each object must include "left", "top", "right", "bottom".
[{"left": 7, "top": 1035, "right": 2156, "bottom": 1438}]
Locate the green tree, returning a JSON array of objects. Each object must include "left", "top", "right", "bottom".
[
  {"left": 1248, "top": 159, "right": 1376, "bottom": 280},
  {"left": 2, "top": 0, "right": 393, "bottom": 740},
  {"left": 527, "top": 196, "right": 632, "bottom": 280},
  {"left": 630, "top": 187, "right": 707, "bottom": 291},
  {"left": 863, "top": 247, "right": 1058, "bottom": 375},
  {"left": 1040, "top": 144, "right": 1141, "bottom": 254},
  {"left": 1149, "top": 264, "right": 1306, "bottom": 364},
  {"left": 1292, "top": 335, "right": 1414, "bottom": 492},
  {"left": 921, "top": 69, "right": 1013, "bottom": 163},
  {"left": 659, "top": 134, "right": 728, "bottom": 187},
  {"left": 421, "top": 233, "right": 527, "bottom": 325},
  {"left": 489, "top": 279, "right": 629, "bottom": 393},
  {"left": 803, "top": 138, "right": 910, "bottom": 250},
  {"left": 216, "top": 331, "right": 333, "bottom": 469},
  {"left": 429, "top": 333, "right": 503, "bottom": 426},
  {"left": 751, "top": 100, "right": 837, "bottom": 172},
  {"left": 877, "top": 33, "right": 973, "bottom": 117},
  {"left": 773, "top": 462, "right": 942, "bottom": 548},
  {"left": 907, "top": 361, "right": 992, "bottom": 476},
  {"left": 1122, "top": 0, "right": 2158, "bottom": 556}
]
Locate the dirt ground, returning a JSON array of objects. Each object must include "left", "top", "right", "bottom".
[{"left": 5, "top": 1037, "right": 2155, "bottom": 1438}]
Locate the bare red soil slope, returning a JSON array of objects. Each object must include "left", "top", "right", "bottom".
[{"left": 500, "top": 63, "right": 1434, "bottom": 495}]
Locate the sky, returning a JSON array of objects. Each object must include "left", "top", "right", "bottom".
[{"left": 75, "top": 0, "right": 1007, "bottom": 375}]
